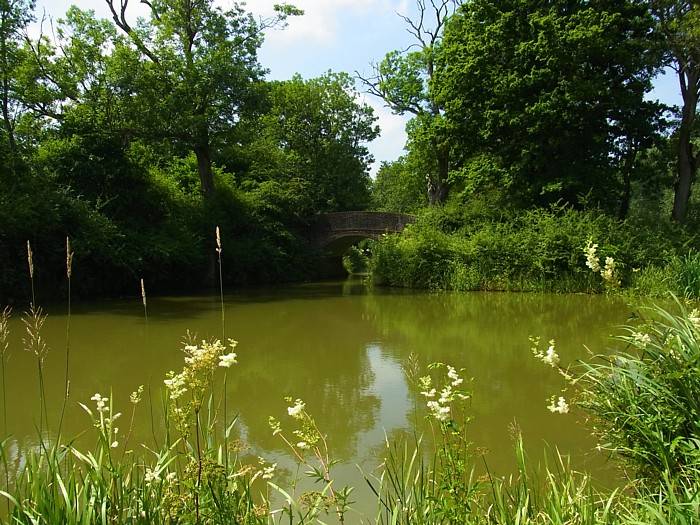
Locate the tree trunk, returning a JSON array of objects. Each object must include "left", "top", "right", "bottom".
[
  {"left": 428, "top": 144, "right": 449, "bottom": 205},
  {"left": 194, "top": 142, "right": 215, "bottom": 200},
  {"left": 671, "top": 70, "right": 698, "bottom": 223},
  {"left": 618, "top": 163, "right": 632, "bottom": 220},
  {"left": 193, "top": 140, "right": 218, "bottom": 286}
]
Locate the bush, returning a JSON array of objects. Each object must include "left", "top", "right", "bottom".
[
  {"left": 342, "top": 245, "right": 370, "bottom": 275},
  {"left": 579, "top": 300, "right": 700, "bottom": 482},
  {"left": 370, "top": 202, "right": 698, "bottom": 294}
]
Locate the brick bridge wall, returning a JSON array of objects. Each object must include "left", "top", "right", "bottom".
[{"left": 311, "top": 211, "right": 415, "bottom": 247}]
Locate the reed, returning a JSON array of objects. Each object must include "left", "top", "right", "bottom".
[
  {"left": 57, "top": 237, "right": 74, "bottom": 440},
  {"left": 140, "top": 278, "right": 148, "bottom": 322}
]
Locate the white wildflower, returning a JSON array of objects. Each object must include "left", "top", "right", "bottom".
[
  {"left": 447, "top": 366, "right": 463, "bottom": 387},
  {"left": 547, "top": 396, "right": 570, "bottom": 414},
  {"left": 164, "top": 372, "right": 187, "bottom": 400},
  {"left": 296, "top": 441, "right": 310, "bottom": 450},
  {"left": 601, "top": 257, "right": 620, "bottom": 286},
  {"left": 91, "top": 393, "right": 108, "bottom": 413},
  {"left": 130, "top": 385, "right": 144, "bottom": 405},
  {"left": 421, "top": 388, "right": 436, "bottom": 398},
  {"left": 219, "top": 352, "right": 238, "bottom": 368},
  {"left": 427, "top": 400, "right": 450, "bottom": 421},
  {"left": 287, "top": 399, "right": 305, "bottom": 419},
  {"left": 542, "top": 341, "right": 560, "bottom": 367},
  {"left": 631, "top": 331, "right": 651, "bottom": 347},
  {"left": 584, "top": 240, "right": 601, "bottom": 273},
  {"left": 145, "top": 468, "right": 160, "bottom": 485},
  {"left": 111, "top": 441, "right": 118, "bottom": 448},
  {"left": 439, "top": 385, "right": 453, "bottom": 404},
  {"left": 262, "top": 463, "right": 276, "bottom": 480},
  {"left": 165, "top": 472, "right": 177, "bottom": 483}
]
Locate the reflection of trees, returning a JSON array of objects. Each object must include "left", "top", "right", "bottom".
[
  {"left": 1, "top": 284, "right": 633, "bottom": 482},
  {"left": 227, "top": 295, "right": 382, "bottom": 460},
  {"left": 361, "top": 291, "right": 633, "bottom": 474}
]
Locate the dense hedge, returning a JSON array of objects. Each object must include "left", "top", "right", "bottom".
[{"left": 370, "top": 203, "right": 699, "bottom": 294}]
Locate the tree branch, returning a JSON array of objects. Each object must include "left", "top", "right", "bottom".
[{"left": 105, "top": 0, "right": 160, "bottom": 64}]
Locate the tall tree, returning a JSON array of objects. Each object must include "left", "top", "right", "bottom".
[
  {"left": 652, "top": 1, "right": 700, "bottom": 222},
  {"left": 358, "top": 0, "right": 461, "bottom": 205},
  {"left": 0, "top": 0, "right": 33, "bottom": 172},
  {"left": 372, "top": 156, "right": 428, "bottom": 212},
  {"left": 105, "top": 0, "right": 300, "bottom": 199},
  {"left": 244, "top": 72, "right": 379, "bottom": 214},
  {"left": 435, "top": 0, "right": 663, "bottom": 210}
]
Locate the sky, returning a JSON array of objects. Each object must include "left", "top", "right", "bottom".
[{"left": 34, "top": 0, "right": 685, "bottom": 175}]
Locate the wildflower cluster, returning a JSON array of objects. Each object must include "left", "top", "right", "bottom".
[
  {"left": 269, "top": 397, "right": 352, "bottom": 523},
  {"left": 80, "top": 393, "right": 121, "bottom": 448},
  {"left": 531, "top": 337, "right": 560, "bottom": 367},
  {"left": 530, "top": 337, "right": 573, "bottom": 414},
  {"left": 419, "top": 364, "right": 469, "bottom": 423},
  {"left": 257, "top": 456, "right": 276, "bottom": 480},
  {"left": 130, "top": 385, "right": 144, "bottom": 405},
  {"left": 270, "top": 397, "right": 321, "bottom": 451},
  {"left": 547, "top": 395, "right": 570, "bottom": 414},
  {"left": 164, "top": 337, "right": 238, "bottom": 404},
  {"left": 689, "top": 309, "right": 700, "bottom": 329},
  {"left": 583, "top": 239, "right": 620, "bottom": 288},
  {"left": 584, "top": 240, "right": 601, "bottom": 273},
  {"left": 631, "top": 331, "right": 652, "bottom": 348}
]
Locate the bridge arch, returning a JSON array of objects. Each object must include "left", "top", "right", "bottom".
[{"left": 311, "top": 211, "right": 415, "bottom": 256}]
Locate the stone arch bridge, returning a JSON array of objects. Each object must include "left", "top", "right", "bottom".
[{"left": 310, "top": 211, "right": 415, "bottom": 256}]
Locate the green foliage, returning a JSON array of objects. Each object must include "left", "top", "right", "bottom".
[
  {"left": 342, "top": 245, "right": 369, "bottom": 275},
  {"left": 372, "top": 157, "right": 428, "bottom": 213},
  {"left": 244, "top": 72, "right": 378, "bottom": 213},
  {"left": 579, "top": 301, "right": 700, "bottom": 482},
  {"left": 370, "top": 202, "right": 697, "bottom": 293},
  {"left": 435, "top": 0, "right": 664, "bottom": 209}
]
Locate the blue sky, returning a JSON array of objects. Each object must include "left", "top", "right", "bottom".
[{"left": 35, "top": 0, "right": 684, "bottom": 175}]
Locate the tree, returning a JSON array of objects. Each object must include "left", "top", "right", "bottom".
[
  {"left": 358, "top": 0, "right": 461, "bottom": 205},
  {"left": 652, "top": 1, "right": 700, "bottom": 222},
  {"left": 104, "top": 0, "right": 300, "bottom": 200},
  {"left": 0, "top": 0, "right": 33, "bottom": 173},
  {"left": 372, "top": 156, "right": 429, "bottom": 212},
  {"left": 434, "top": 0, "right": 664, "bottom": 211},
  {"left": 244, "top": 73, "right": 379, "bottom": 214}
]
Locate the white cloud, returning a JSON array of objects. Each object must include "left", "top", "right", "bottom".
[{"left": 247, "top": 0, "right": 407, "bottom": 45}]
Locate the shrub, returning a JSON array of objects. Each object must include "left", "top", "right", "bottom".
[
  {"left": 578, "top": 301, "right": 700, "bottom": 482},
  {"left": 370, "top": 203, "right": 698, "bottom": 294}
]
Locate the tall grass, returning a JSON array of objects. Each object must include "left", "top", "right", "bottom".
[{"left": 578, "top": 299, "right": 700, "bottom": 482}]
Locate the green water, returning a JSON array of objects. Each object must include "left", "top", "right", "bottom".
[{"left": 3, "top": 279, "right": 634, "bottom": 512}]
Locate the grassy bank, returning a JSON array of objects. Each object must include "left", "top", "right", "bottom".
[{"left": 370, "top": 204, "right": 700, "bottom": 297}]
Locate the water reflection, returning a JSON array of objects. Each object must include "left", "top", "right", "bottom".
[{"left": 2, "top": 281, "right": 634, "bottom": 506}]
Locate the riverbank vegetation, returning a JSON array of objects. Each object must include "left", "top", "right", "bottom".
[
  {"left": 370, "top": 202, "right": 700, "bottom": 296},
  {"left": 368, "top": 0, "right": 700, "bottom": 295}
]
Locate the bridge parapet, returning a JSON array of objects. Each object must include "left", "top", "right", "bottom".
[
  {"left": 315, "top": 211, "right": 415, "bottom": 235},
  {"left": 311, "top": 211, "right": 415, "bottom": 253}
]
